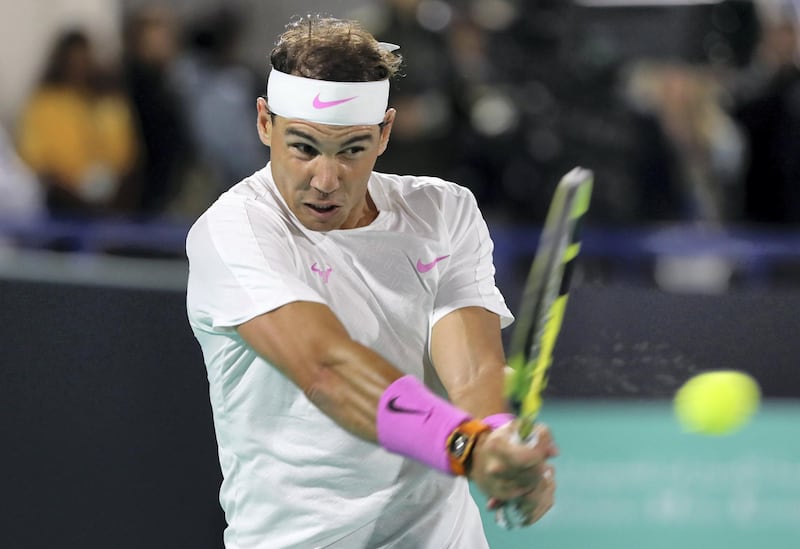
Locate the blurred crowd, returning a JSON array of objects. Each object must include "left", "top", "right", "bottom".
[
  {"left": 1, "top": 0, "right": 799, "bottom": 229},
  {"left": 1, "top": 4, "right": 264, "bottom": 224}
]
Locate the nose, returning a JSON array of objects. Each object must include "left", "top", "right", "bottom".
[{"left": 310, "top": 157, "right": 340, "bottom": 195}]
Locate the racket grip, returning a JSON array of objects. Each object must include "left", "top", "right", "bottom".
[
  {"left": 495, "top": 423, "right": 541, "bottom": 529},
  {"left": 510, "top": 425, "right": 539, "bottom": 447},
  {"left": 495, "top": 503, "right": 527, "bottom": 530}
]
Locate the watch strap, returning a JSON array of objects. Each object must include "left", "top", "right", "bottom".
[{"left": 446, "top": 419, "right": 491, "bottom": 476}]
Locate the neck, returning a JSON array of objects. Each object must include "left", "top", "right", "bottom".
[{"left": 346, "top": 192, "right": 379, "bottom": 229}]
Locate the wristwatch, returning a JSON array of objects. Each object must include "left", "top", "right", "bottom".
[{"left": 446, "top": 419, "right": 491, "bottom": 476}]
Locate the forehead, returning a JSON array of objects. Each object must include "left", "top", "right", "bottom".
[{"left": 275, "top": 116, "right": 379, "bottom": 142}]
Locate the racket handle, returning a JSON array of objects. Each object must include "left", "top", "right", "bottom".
[
  {"left": 495, "top": 423, "right": 540, "bottom": 529},
  {"left": 495, "top": 502, "right": 527, "bottom": 530},
  {"left": 515, "top": 412, "right": 538, "bottom": 441},
  {"left": 510, "top": 426, "right": 539, "bottom": 447}
]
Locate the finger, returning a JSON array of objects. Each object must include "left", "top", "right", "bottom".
[
  {"left": 489, "top": 463, "right": 548, "bottom": 494},
  {"left": 509, "top": 452, "right": 555, "bottom": 479},
  {"left": 501, "top": 442, "right": 549, "bottom": 470},
  {"left": 530, "top": 423, "right": 554, "bottom": 449},
  {"left": 497, "top": 464, "right": 553, "bottom": 503},
  {"left": 486, "top": 497, "right": 503, "bottom": 511},
  {"left": 488, "top": 457, "right": 551, "bottom": 495},
  {"left": 496, "top": 476, "right": 542, "bottom": 501},
  {"left": 509, "top": 424, "right": 555, "bottom": 464},
  {"left": 524, "top": 495, "right": 555, "bottom": 526},
  {"left": 493, "top": 465, "right": 556, "bottom": 528},
  {"left": 520, "top": 466, "right": 557, "bottom": 525},
  {"left": 508, "top": 466, "right": 554, "bottom": 510},
  {"left": 526, "top": 479, "right": 556, "bottom": 525},
  {"left": 479, "top": 427, "right": 556, "bottom": 489}
]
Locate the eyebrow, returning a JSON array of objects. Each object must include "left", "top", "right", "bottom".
[{"left": 285, "top": 128, "right": 376, "bottom": 148}]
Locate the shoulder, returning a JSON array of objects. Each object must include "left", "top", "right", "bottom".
[
  {"left": 187, "top": 168, "right": 290, "bottom": 251},
  {"left": 373, "top": 171, "right": 470, "bottom": 196},
  {"left": 372, "top": 171, "right": 478, "bottom": 212},
  {"left": 205, "top": 168, "right": 284, "bottom": 221}
]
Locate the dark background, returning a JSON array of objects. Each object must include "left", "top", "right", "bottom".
[{"left": 0, "top": 282, "right": 224, "bottom": 548}]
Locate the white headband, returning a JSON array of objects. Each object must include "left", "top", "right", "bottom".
[{"left": 267, "top": 69, "right": 390, "bottom": 126}]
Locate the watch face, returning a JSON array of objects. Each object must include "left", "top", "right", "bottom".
[{"left": 450, "top": 433, "right": 468, "bottom": 458}]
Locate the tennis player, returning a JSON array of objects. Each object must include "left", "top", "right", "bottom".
[{"left": 186, "top": 15, "right": 557, "bottom": 549}]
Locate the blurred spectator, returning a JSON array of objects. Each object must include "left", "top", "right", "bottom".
[
  {"left": 732, "top": 1, "right": 800, "bottom": 225},
  {"left": 355, "top": 0, "right": 537, "bottom": 215},
  {"left": 122, "top": 5, "right": 195, "bottom": 216},
  {"left": 355, "top": 0, "right": 460, "bottom": 178},
  {"left": 447, "top": 11, "right": 527, "bottom": 215},
  {"left": 15, "top": 29, "right": 139, "bottom": 218},
  {"left": 625, "top": 62, "right": 745, "bottom": 293},
  {"left": 0, "top": 124, "right": 44, "bottom": 221},
  {"left": 464, "top": 1, "right": 645, "bottom": 224},
  {"left": 627, "top": 62, "right": 745, "bottom": 224},
  {"left": 174, "top": 6, "right": 266, "bottom": 193}
]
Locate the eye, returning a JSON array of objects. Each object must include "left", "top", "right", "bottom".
[
  {"left": 291, "top": 143, "right": 318, "bottom": 157},
  {"left": 340, "top": 146, "right": 365, "bottom": 156}
]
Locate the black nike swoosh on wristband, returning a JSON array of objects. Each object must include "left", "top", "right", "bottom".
[{"left": 387, "top": 397, "right": 432, "bottom": 421}]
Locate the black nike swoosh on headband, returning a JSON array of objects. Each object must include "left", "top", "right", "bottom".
[{"left": 387, "top": 397, "right": 432, "bottom": 421}]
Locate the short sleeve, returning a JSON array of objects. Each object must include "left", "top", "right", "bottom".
[
  {"left": 186, "top": 197, "right": 325, "bottom": 332},
  {"left": 431, "top": 187, "right": 514, "bottom": 328}
]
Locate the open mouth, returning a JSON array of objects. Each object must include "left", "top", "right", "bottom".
[{"left": 306, "top": 203, "right": 338, "bottom": 214}]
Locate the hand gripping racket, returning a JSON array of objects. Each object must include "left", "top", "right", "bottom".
[{"left": 498, "top": 167, "right": 593, "bottom": 528}]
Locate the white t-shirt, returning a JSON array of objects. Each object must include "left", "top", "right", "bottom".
[{"left": 186, "top": 164, "right": 513, "bottom": 549}]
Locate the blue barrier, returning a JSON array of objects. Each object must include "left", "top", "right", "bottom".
[
  {"left": 0, "top": 216, "right": 191, "bottom": 254},
  {"left": 1, "top": 217, "right": 799, "bottom": 271}
]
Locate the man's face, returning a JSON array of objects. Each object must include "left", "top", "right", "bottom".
[{"left": 257, "top": 97, "right": 394, "bottom": 231}]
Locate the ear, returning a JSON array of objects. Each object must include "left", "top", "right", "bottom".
[
  {"left": 256, "top": 97, "right": 273, "bottom": 147},
  {"left": 377, "top": 108, "right": 396, "bottom": 156}
]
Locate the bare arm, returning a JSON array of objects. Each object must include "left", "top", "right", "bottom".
[
  {"left": 431, "top": 306, "right": 558, "bottom": 523},
  {"left": 240, "top": 301, "right": 555, "bottom": 522},
  {"left": 236, "top": 301, "right": 402, "bottom": 441},
  {"left": 429, "top": 306, "right": 508, "bottom": 417}
]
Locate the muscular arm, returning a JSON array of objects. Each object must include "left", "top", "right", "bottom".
[
  {"left": 429, "top": 306, "right": 508, "bottom": 417},
  {"left": 236, "top": 301, "right": 402, "bottom": 441},
  {"left": 240, "top": 301, "right": 555, "bottom": 519},
  {"left": 432, "top": 306, "right": 557, "bottom": 505}
]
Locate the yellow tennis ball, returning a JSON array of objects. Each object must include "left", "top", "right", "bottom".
[{"left": 674, "top": 370, "right": 760, "bottom": 435}]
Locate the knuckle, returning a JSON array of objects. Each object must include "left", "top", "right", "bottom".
[
  {"left": 485, "top": 461, "right": 506, "bottom": 477},
  {"left": 535, "top": 424, "right": 553, "bottom": 443}
]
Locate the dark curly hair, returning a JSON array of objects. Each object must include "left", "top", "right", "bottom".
[{"left": 269, "top": 15, "right": 402, "bottom": 83}]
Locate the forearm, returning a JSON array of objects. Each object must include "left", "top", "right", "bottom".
[
  {"left": 303, "top": 341, "right": 403, "bottom": 441},
  {"left": 237, "top": 302, "right": 516, "bottom": 479},
  {"left": 445, "top": 362, "right": 507, "bottom": 418},
  {"left": 430, "top": 306, "right": 509, "bottom": 417},
  {"left": 237, "top": 302, "right": 402, "bottom": 441}
]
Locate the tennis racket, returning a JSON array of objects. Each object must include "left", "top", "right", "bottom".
[{"left": 498, "top": 166, "right": 593, "bottom": 528}]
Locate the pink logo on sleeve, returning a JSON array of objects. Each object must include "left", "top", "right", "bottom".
[
  {"left": 312, "top": 93, "right": 358, "bottom": 109},
  {"left": 311, "top": 263, "right": 333, "bottom": 283},
  {"left": 416, "top": 255, "right": 450, "bottom": 273}
]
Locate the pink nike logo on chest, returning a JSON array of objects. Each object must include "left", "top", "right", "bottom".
[
  {"left": 416, "top": 255, "right": 450, "bottom": 273},
  {"left": 312, "top": 93, "right": 357, "bottom": 109}
]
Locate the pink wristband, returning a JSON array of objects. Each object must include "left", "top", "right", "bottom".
[
  {"left": 376, "top": 375, "right": 471, "bottom": 475},
  {"left": 483, "top": 413, "right": 515, "bottom": 431}
]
